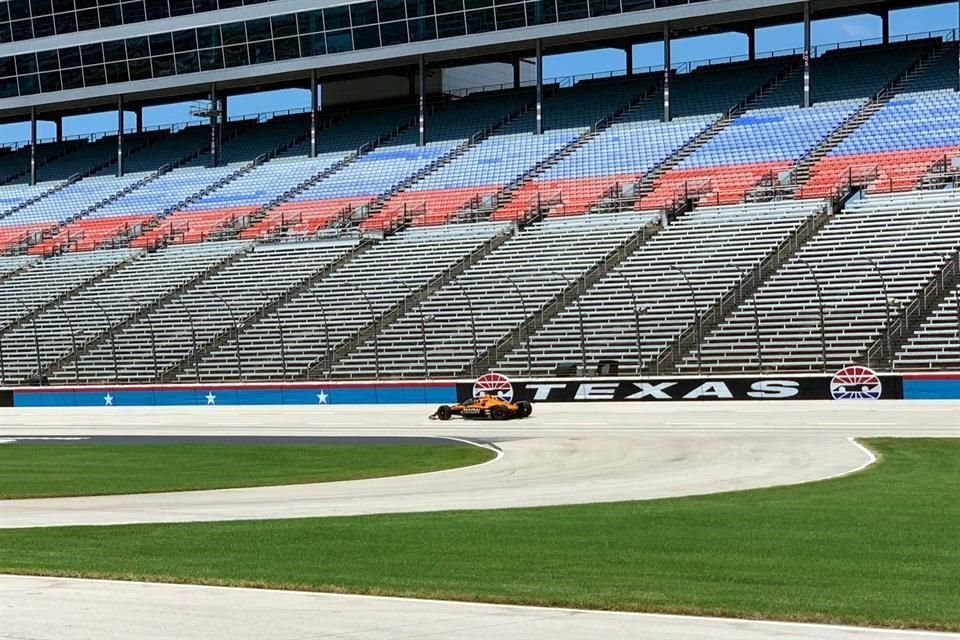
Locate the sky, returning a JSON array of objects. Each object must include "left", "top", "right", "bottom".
[{"left": 2, "top": 1, "right": 958, "bottom": 145}]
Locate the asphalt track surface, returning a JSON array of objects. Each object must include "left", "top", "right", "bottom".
[{"left": 1, "top": 401, "right": 958, "bottom": 640}]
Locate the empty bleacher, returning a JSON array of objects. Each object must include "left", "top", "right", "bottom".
[
  {"left": 51, "top": 240, "right": 363, "bottom": 383},
  {"left": 193, "top": 223, "right": 511, "bottom": 381},
  {"left": 335, "top": 213, "right": 658, "bottom": 379},
  {"left": 489, "top": 201, "right": 824, "bottom": 377},
  {"left": 896, "top": 282, "right": 960, "bottom": 370},
  {"left": 683, "top": 191, "right": 960, "bottom": 373}
]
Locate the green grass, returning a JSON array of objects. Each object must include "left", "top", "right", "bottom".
[
  {"left": 0, "top": 442, "right": 495, "bottom": 499},
  {"left": 0, "top": 439, "right": 957, "bottom": 630}
]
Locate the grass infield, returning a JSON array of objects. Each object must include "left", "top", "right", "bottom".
[
  {"left": 0, "top": 442, "right": 495, "bottom": 499},
  {"left": 0, "top": 439, "right": 957, "bottom": 630}
]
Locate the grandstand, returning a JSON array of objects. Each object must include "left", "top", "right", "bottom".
[{"left": 1, "top": 0, "right": 959, "bottom": 384}]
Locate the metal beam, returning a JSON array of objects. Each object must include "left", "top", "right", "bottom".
[
  {"left": 29, "top": 107, "right": 36, "bottom": 186},
  {"left": 209, "top": 83, "right": 218, "bottom": 168},
  {"left": 418, "top": 55, "right": 426, "bottom": 147},
  {"left": 135, "top": 106, "right": 143, "bottom": 133},
  {"left": 536, "top": 39, "right": 544, "bottom": 135},
  {"left": 513, "top": 56, "right": 521, "bottom": 89},
  {"left": 55, "top": 117, "right": 62, "bottom": 143},
  {"left": 625, "top": 42, "right": 634, "bottom": 76},
  {"left": 804, "top": 2, "right": 812, "bottom": 108},
  {"left": 881, "top": 10, "right": 890, "bottom": 44},
  {"left": 663, "top": 23, "right": 671, "bottom": 123},
  {"left": 310, "top": 68, "right": 318, "bottom": 158},
  {"left": 748, "top": 29, "right": 757, "bottom": 60},
  {"left": 117, "top": 95, "right": 124, "bottom": 178}
]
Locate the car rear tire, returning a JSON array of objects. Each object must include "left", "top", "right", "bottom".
[
  {"left": 435, "top": 405, "right": 453, "bottom": 420},
  {"left": 517, "top": 401, "right": 532, "bottom": 418},
  {"left": 490, "top": 405, "right": 509, "bottom": 420}
]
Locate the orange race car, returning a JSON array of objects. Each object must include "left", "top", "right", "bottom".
[{"left": 430, "top": 395, "right": 533, "bottom": 420}]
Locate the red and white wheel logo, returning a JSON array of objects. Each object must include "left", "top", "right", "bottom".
[
  {"left": 830, "top": 366, "right": 883, "bottom": 400},
  {"left": 473, "top": 373, "right": 514, "bottom": 402}
]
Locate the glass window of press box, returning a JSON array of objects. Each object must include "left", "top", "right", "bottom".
[{"left": 0, "top": 0, "right": 712, "bottom": 98}]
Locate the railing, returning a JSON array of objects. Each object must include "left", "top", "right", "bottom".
[
  {"left": 864, "top": 252, "right": 959, "bottom": 369},
  {"left": 654, "top": 203, "right": 830, "bottom": 373}
]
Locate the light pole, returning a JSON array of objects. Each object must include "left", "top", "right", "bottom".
[
  {"left": 172, "top": 298, "right": 200, "bottom": 384},
  {"left": 357, "top": 287, "right": 381, "bottom": 380},
  {"left": 449, "top": 279, "right": 480, "bottom": 378},
  {"left": 795, "top": 257, "right": 828, "bottom": 373},
  {"left": 0, "top": 322, "right": 7, "bottom": 385},
  {"left": 612, "top": 270, "right": 645, "bottom": 376},
  {"left": 305, "top": 289, "right": 332, "bottom": 380},
  {"left": 503, "top": 275, "right": 532, "bottom": 377},
  {"left": 14, "top": 300, "right": 42, "bottom": 381},
  {"left": 271, "top": 295, "right": 289, "bottom": 381},
  {"left": 88, "top": 299, "right": 119, "bottom": 384},
  {"left": 862, "top": 257, "right": 894, "bottom": 372},
  {"left": 738, "top": 266, "right": 764, "bottom": 375},
  {"left": 553, "top": 272, "right": 587, "bottom": 377},
  {"left": 210, "top": 292, "right": 243, "bottom": 382},
  {"left": 667, "top": 265, "right": 701, "bottom": 375},
  {"left": 50, "top": 304, "right": 79, "bottom": 385},
  {"left": 394, "top": 280, "right": 430, "bottom": 380},
  {"left": 127, "top": 297, "right": 159, "bottom": 383}
]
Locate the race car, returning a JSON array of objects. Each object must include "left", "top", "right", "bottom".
[{"left": 430, "top": 395, "right": 533, "bottom": 420}]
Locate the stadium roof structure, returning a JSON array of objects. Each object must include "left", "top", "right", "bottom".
[{"left": 0, "top": 0, "right": 953, "bottom": 124}]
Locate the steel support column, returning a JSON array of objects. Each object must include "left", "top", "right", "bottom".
[
  {"left": 135, "top": 106, "right": 143, "bottom": 134},
  {"left": 310, "top": 69, "right": 319, "bottom": 158},
  {"left": 536, "top": 39, "right": 544, "bottom": 135},
  {"left": 663, "top": 24, "right": 671, "bottom": 123},
  {"left": 209, "top": 83, "right": 218, "bottom": 168},
  {"left": 748, "top": 29, "right": 756, "bottom": 61},
  {"left": 881, "top": 11, "right": 890, "bottom": 45},
  {"left": 29, "top": 107, "right": 37, "bottom": 186},
  {"left": 512, "top": 56, "right": 521, "bottom": 89},
  {"left": 55, "top": 117, "right": 62, "bottom": 142},
  {"left": 625, "top": 43, "right": 634, "bottom": 76},
  {"left": 803, "top": 2, "right": 812, "bottom": 108},
  {"left": 418, "top": 55, "right": 426, "bottom": 147},
  {"left": 117, "top": 95, "right": 124, "bottom": 178}
]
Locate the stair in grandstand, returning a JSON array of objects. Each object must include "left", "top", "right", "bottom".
[
  {"left": 631, "top": 59, "right": 804, "bottom": 212},
  {"left": 781, "top": 39, "right": 944, "bottom": 195},
  {"left": 40, "top": 243, "right": 255, "bottom": 381},
  {"left": 917, "top": 150, "right": 960, "bottom": 190},
  {"left": 464, "top": 217, "right": 662, "bottom": 377},
  {"left": 0, "top": 250, "right": 141, "bottom": 341},
  {"left": 166, "top": 238, "right": 375, "bottom": 382},
  {"left": 663, "top": 201, "right": 833, "bottom": 374},
  {"left": 300, "top": 224, "right": 516, "bottom": 379},
  {"left": 858, "top": 247, "right": 960, "bottom": 371},
  {"left": 211, "top": 108, "right": 424, "bottom": 242},
  {"left": 1, "top": 135, "right": 163, "bottom": 223},
  {"left": 475, "top": 80, "right": 663, "bottom": 225},
  {"left": 0, "top": 255, "right": 37, "bottom": 285},
  {"left": 130, "top": 135, "right": 311, "bottom": 249},
  {"left": 350, "top": 95, "right": 541, "bottom": 232},
  {"left": 25, "top": 142, "right": 216, "bottom": 256}
]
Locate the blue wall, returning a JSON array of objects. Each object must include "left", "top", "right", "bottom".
[
  {"left": 11, "top": 383, "right": 457, "bottom": 407},
  {"left": 902, "top": 376, "right": 960, "bottom": 400}
]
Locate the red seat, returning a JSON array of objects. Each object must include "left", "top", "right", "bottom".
[
  {"left": 639, "top": 161, "right": 790, "bottom": 210},
  {"left": 800, "top": 147, "right": 960, "bottom": 198}
]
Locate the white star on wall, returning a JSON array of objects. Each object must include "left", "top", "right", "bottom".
[
  {"left": 103, "top": 393, "right": 113, "bottom": 406},
  {"left": 205, "top": 392, "right": 216, "bottom": 405},
  {"left": 317, "top": 390, "right": 328, "bottom": 404}
]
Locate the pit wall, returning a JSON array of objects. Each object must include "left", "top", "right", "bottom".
[{"left": 0, "top": 373, "right": 957, "bottom": 407}]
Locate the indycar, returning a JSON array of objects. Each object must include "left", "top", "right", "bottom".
[{"left": 430, "top": 394, "right": 533, "bottom": 420}]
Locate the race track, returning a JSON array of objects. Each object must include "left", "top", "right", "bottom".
[{"left": 1, "top": 400, "right": 958, "bottom": 640}]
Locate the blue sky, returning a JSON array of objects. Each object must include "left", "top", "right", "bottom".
[{"left": 3, "top": 1, "right": 957, "bottom": 144}]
